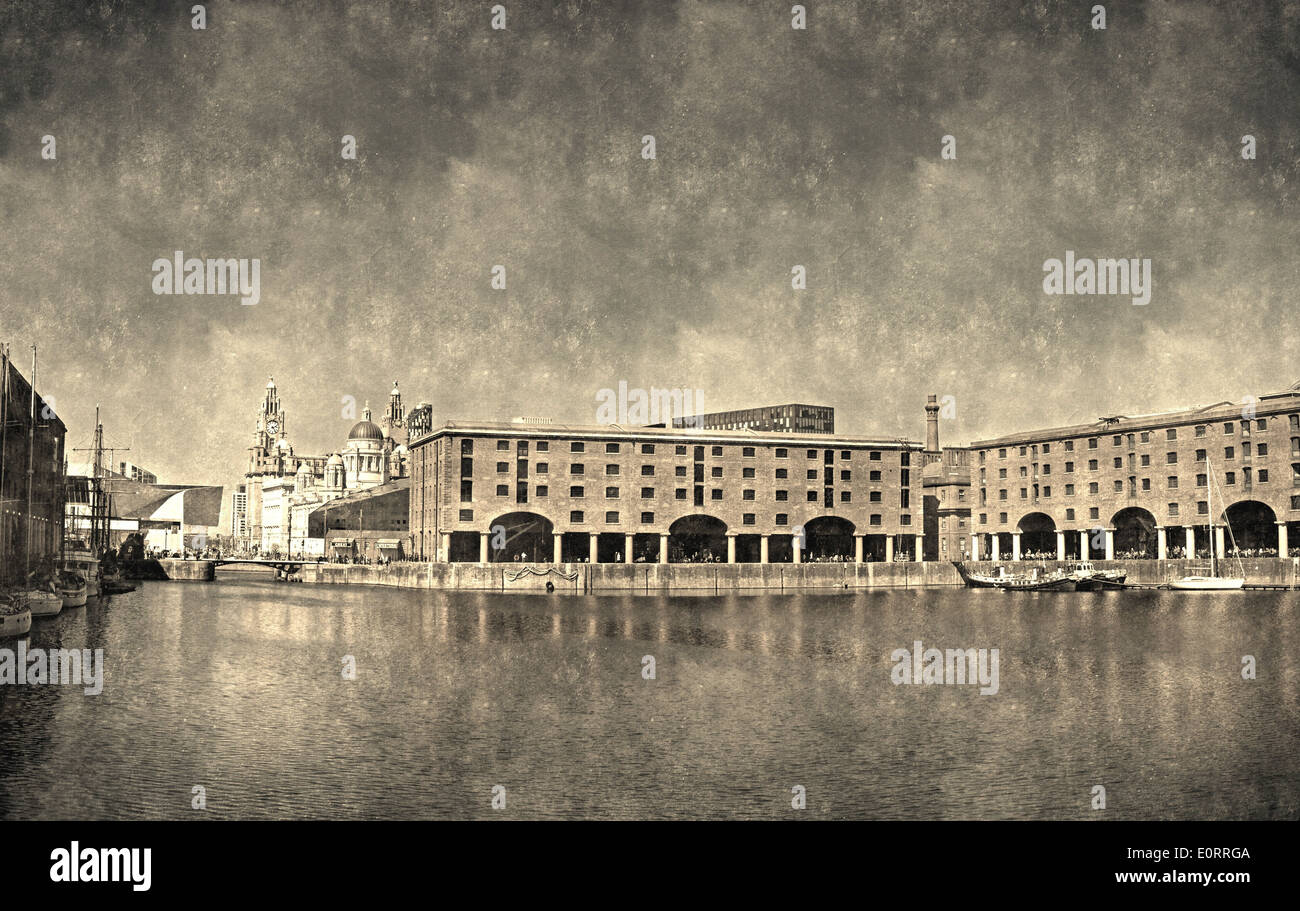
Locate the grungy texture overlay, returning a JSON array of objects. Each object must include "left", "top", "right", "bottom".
[{"left": 1, "top": 0, "right": 1298, "bottom": 517}]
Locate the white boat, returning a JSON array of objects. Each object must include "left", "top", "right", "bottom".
[
  {"left": 0, "top": 596, "right": 32, "bottom": 638},
  {"left": 21, "top": 590, "right": 64, "bottom": 618},
  {"left": 1169, "top": 458, "right": 1245, "bottom": 591},
  {"left": 59, "top": 574, "right": 88, "bottom": 608},
  {"left": 62, "top": 553, "right": 100, "bottom": 599},
  {"left": 1169, "top": 573, "right": 1245, "bottom": 591}
]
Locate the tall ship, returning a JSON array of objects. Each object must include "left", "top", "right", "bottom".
[{"left": 63, "top": 406, "right": 116, "bottom": 601}]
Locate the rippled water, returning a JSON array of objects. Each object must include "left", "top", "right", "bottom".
[{"left": 1, "top": 577, "right": 1296, "bottom": 819}]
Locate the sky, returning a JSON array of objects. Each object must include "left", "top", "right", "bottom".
[{"left": 2, "top": 0, "right": 1299, "bottom": 505}]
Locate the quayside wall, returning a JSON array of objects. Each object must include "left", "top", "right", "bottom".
[{"left": 289, "top": 557, "right": 1300, "bottom": 592}]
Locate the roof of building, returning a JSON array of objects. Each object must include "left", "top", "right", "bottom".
[
  {"left": 347, "top": 419, "right": 384, "bottom": 441},
  {"left": 970, "top": 384, "right": 1300, "bottom": 448},
  {"left": 408, "top": 419, "right": 921, "bottom": 450},
  {"left": 303, "top": 477, "right": 410, "bottom": 515}
]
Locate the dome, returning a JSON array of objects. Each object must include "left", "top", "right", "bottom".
[
  {"left": 326, "top": 452, "right": 343, "bottom": 466},
  {"left": 295, "top": 462, "right": 311, "bottom": 476},
  {"left": 348, "top": 420, "right": 384, "bottom": 441}
]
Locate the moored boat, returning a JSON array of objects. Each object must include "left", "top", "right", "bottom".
[
  {"left": 62, "top": 553, "right": 100, "bottom": 599},
  {"left": 1169, "top": 459, "right": 1245, "bottom": 591},
  {"left": 21, "top": 589, "right": 63, "bottom": 618},
  {"left": 58, "top": 572, "right": 88, "bottom": 608},
  {"left": 1067, "top": 561, "right": 1128, "bottom": 591},
  {"left": 0, "top": 595, "right": 32, "bottom": 638}
]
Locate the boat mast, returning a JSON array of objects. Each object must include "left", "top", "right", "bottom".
[{"left": 1208, "top": 457, "right": 1216, "bottom": 577}]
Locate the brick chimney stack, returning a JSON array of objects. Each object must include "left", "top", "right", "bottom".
[{"left": 925, "top": 394, "right": 940, "bottom": 452}]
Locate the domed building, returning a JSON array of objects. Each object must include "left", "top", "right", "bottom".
[{"left": 343, "top": 405, "right": 389, "bottom": 489}]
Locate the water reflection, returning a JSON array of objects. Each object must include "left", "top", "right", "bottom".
[{"left": 0, "top": 581, "right": 1295, "bottom": 819}]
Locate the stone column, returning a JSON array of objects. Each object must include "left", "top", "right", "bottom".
[
  {"left": 1185, "top": 526, "right": 1195, "bottom": 559},
  {"left": 479, "top": 532, "right": 489, "bottom": 564},
  {"left": 1011, "top": 533, "right": 1021, "bottom": 561},
  {"left": 1104, "top": 528, "right": 1115, "bottom": 561},
  {"left": 970, "top": 535, "right": 980, "bottom": 561},
  {"left": 440, "top": 532, "right": 450, "bottom": 563},
  {"left": 914, "top": 534, "right": 924, "bottom": 562},
  {"left": 624, "top": 533, "right": 634, "bottom": 564},
  {"left": 854, "top": 534, "right": 864, "bottom": 564},
  {"left": 885, "top": 536, "right": 894, "bottom": 562},
  {"left": 1056, "top": 530, "right": 1066, "bottom": 562},
  {"left": 793, "top": 535, "right": 802, "bottom": 564},
  {"left": 659, "top": 533, "right": 669, "bottom": 565},
  {"left": 726, "top": 533, "right": 736, "bottom": 564},
  {"left": 1079, "top": 529, "right": 1089, "bottom": 560},
  {"left": 589, "top": 532, "right": 598, "bottom": 564},
  {"left": 1214, "top": 525, "right": 1225, "bottom": 559},
  {"left": 1278, "top": 522, "right": 1289, "bottom": 558},
  {"left": 1156, "top": 526, "right": 1167, "bottom": 561},
  {"left": 760, "top": 535, "right": 769, "bottom": 564},
  {"left": 552, "top": 533, "right": 562, "bottom": 564},
  {"left": 991, "top": 535, "right": 1000, "bottom": 560}
]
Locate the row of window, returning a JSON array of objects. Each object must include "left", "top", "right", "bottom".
[
  {"left": 465, "top": 437, "right": 908, "bottom": 461},
  {"left": 466, "top": 482, "right": 903, "bottom": 504},
  {"left": 480, "top": 461, "right": 879, "bottom": 480},
  {"left": 980, "top": 416, "right": 1300, "bottom": 463},
  {"left": 455, "top": 509, "right": 913, "bottom": 526},
  {"left": 989, "top": 469, "right": 1274, "bottom": 500}
]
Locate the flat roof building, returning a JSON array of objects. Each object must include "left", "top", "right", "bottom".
[
  {"left": 409, "top": 419, "right": 923, "bottom": 564},
  {"left": 671, "top": 404, "right": 834, "bottom": 434},
  {"left": 969, "top": 383, "right": 1300, "bottom": 561}
]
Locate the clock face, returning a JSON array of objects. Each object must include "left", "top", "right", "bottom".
[{"left": 267, "top": 420, "right": 279, "bottom": 434}]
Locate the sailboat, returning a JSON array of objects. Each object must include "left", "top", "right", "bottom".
[{"left": 1169, "top": 457, "right": 1245, "bottom": 591}]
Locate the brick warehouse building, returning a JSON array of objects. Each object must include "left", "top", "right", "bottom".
[
  {"left": 970, "top": 383, "right": 1300, "bottom": 562},
  {"left": 409, "top": 421, "right": 925, "bottom": 564}
]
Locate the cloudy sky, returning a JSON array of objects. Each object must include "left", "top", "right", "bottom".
[{"left": 2, "top": 0, "right": 1298, "bottom": 498}]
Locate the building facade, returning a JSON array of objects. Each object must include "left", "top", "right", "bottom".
[
  {"left": 970, "top": 383, "right": 1300, "bottom": 561},
  {"left": 0, "top": 346, "right": 67, "bottom": 583},
  {"left": 409, "top": 421, "right": 924, "bottom": 564},
  {"left": 672, "top": 403, "right": 834, "bottom": 434}
]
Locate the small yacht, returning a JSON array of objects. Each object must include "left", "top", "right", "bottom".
[{"left": 1169, "top": 459, "right": 1245, "bottom": 591}]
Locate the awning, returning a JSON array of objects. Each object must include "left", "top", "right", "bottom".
[
  {"left": 331, "top": 538, "right": 355, "bottom": 548},
  {"left": 376, "top": 539, "right": 402, "bottom": 550}
]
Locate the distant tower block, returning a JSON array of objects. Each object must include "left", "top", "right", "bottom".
[{"left": 925, "top": 394, "right": 941, "bottom": 452}]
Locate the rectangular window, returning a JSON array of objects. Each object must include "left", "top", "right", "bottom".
[
  {"left": 641, "top": 511, "right": 654, "bottom": 524},
  {"left": 1168, "top": 476, "right": 1179, "bottom": 488},
  {"left": 536, "top": 485, "right": 548, "bottom": 497},
  {"left": 675, "top": 466, "right": 687, "bottom": 477},
  {"left": 712, "top": 446, "right": 723, "bottom": 457},
  {"left": 497, "top": 440, "right": 509, "bottom": 451},
  {"left": 712, "top": 466, "right": 724, "bottom": 478},
  {"left": 641, "top": 465, "right": 654, "bottom": 476},
  {"left": 743, "top": 513, "right": 756, "bottom": 525},
  {"left": 496, "top": 461, "right": 509, "bottom": 473},
  {"left": 606, "top": 443, "right": 620, "bottom": 453},
  {"left": 675, "top": 488, "right": 687, "bottom": 500},
  {"left": 570, "top": 510, "right": 584, "bottom": 523},
  {"left": 1065, "top": 440, "right": 1075, "bottom": 451},
  {"left": 1065, "top": 508, "right": 1075, "bottom": 521},
  {"left": 641, "top": 487, "right": 654, "bottom": 498},
  {"left": 776, "top": 448, "right": 788, "bottom": 458},
  {"left": 461, "top": 439, "right": 474, "bottom": 454},
  {"left": 807, "top": 490, "right": 818, "bottom": 502},
  {"left": 743, "top": 447, "right": 755, "bottom": 457},
  {"left": 743, "top": 489, "right": 755, "bottom": 501},
  {"left": 605, "top": 486, "right": 619, "bottom": 499},
  {"left": 536, "top": 462, "right": 549, "bottom": 474},
  {"left": 776, "top": 514, "right": 789, "bottom": 526},
  {"left": 570, "top": 485, "right": 585, "bottom": 498},
  {"left": 605, "top": 511, "right": 619, "bottom": 524},
  {"left": 711, "top": 489, "right": 723, "bottom": 500},
  {"left": 900, "top": 514, "right": 912, "bottom": 526},
  {"left": 870, "top": 471, "right": 882, "bottom": 481},
  {"left": 776, "top": 490, "right": 788, "bottom": 501},
  {"left": 840, "top": 470, "right": 851, "bottom": 481},
  {"left": 496, "top": 484, "right": 508, "bottom": 496},
  {"left": 460, "top": 457, "right": 473, "bottom": 477},
  {"left": 537, "top": 441, "right": 549, "bottom": 452},
  {"left": 675, "top": 445, "right": 687, "bottom": 456},
  {"left": 641, "top": 443, "right": 655, "bottom": 454},
  {"left": 607, "top": 464, "right": 620, "bottom": 475},
  {"left": 1168, "top": 503, "right": 1179, "bottom": 516},
  {"left": 1167, "top": 452, "right": 1177, "bottom": 464},
  {"left": 743, "top": 467, "right": 756, "bottom": 479},
  {"left": 571, "top": 464, "right": 585, "bottom": 475},
  {"left": 460, "top": 480, "right": 472, "bottom": 502},
  {"left": 459, "top": 509, "right": 473, "bottom": 522},
  {"left": 571, "top": 442, "right": 585, "bottom": 453},
  {"left": 841, "top": 491, "right": 851, "bottom": 502},
  {"left": 1224, "top": 446, "right": 1235, "bottom": 460},
  {"left": 1065, "top": 484, "right": 1075, "bottom": 496},
  {"left": 870, "top": 491, "right": 882, "bottom": 503},
  {"left": 1088, "top": 460, "right": 1098, "bottom": 471}
]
